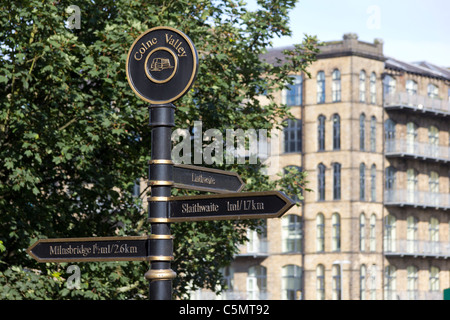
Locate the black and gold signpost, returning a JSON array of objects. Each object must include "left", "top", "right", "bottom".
[
  {"left": 27, "top": 26, "right": 294, "bottom": 301},
  {"left": 126, "top": 26, "right": 199, "bottom": 300}
]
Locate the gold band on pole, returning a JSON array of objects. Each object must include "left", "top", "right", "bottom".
[
  {"left": 147, "top": 256, "right": 174, "bottom": 262},
  {"left": 148, "top": 180, "right": 174, "bottom": 186},
  {"left": 147, "top": 196, "right": 171, "bottom": 202},
  {"left": 149, "top": 159, "right": 174, "bottom": 165},
  {"left": 149, "top": 234, "right": 173, "bottom": 240},
  {"left": 148, "top": 217, "right": 171, "bottom": 223},
  {"left": 145, "top": 269, "right": 177, "bottom": 281}
]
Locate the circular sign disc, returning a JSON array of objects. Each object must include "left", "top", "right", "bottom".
[{"left": 126, "top": 27, "right": 198, "bottom": 104}]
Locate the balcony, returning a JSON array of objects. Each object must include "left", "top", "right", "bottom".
[
  {"left": 386, "top": 291, "right": 443, "bottom": 300},
  {"left": 385, "top": 239, "right": 450, "bottom": 259},
  {"left": 385, "top": 139, "right": 450, "bottom": 163},
  {"left": 384, "top": 190, "right": 450, "bottom": 210},
  {"left": 236, "top": 240, "right": 269, "bottom": 258},
  {"left": 384, "top": 92, "right": 450, "bottom": 117}
]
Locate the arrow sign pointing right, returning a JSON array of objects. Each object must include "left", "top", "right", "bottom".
[{"left": 164, "top": 191, "right": 295, "bottom": 222}]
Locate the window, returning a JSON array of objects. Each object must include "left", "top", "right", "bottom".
[
  {"left": 369, "top": 265, "right": 377, "bottom": 300},
  {"left": 360, "top": 213, "right": 366, "bottom": 251},
  {"left": 407, "top": 266, "right": 418, "bottom": 300},
  {"left": 332, "top": 265, "right": 341, "bottom": 300},
  {"left": 369, "top": 214, "right": 376, "bottom": 252},
  {"left": 282, "top": 214, "right": 302, "bottom": 253},
  {"left": 406, "top": 122, "right": 418, "bottom": 154},
  {"left": 384, "top": 215, "right": 396, "bottom": 252},
  {"left": 383, "top": 75, "right": 396, "bottom": 96},
  {"left": 332, "top": 114, "right": 340, "bottom": 150},
  {"left": 317, "top": 71, "right": 325, "bottom": 103},
  {"left": 247, "top": 266, "right": 267, "bottom": 300},
  {"left": 385, "top": 166, "right": 396, "bottom": 191},
  {"left": 331, "top": 213, "right": 341, "bottom": 252},
  {"left": 385, "top": 119, "right": 396, "bottom": 140},
  {"left": 370, "top": 116, "right": 376, "bottom": 152},
  {"left": 332, "top": 69, "right": 341, "bottom": 102},
  {"left": 333, "top": 163, "right": 341, "bottom": 200},
  {"left": 316, "top": 265, "right": 325, "bottom": 300},
  {"left": 430, "top": 266, "right": 440, "bottom": 292},
  {"left": 284, "top": 75, "right": 302, "bottom": 106},
  {"left": 318, "top": 115, "right": 326, "bottom": 151},
  {"left": 406, "top": 80, "right": 418, "bottom": 96},
  {"left": 283, "top": 119, "right": 302, "bottom": 153},
  {"left": 247, "top": 223, "right": 267, "bottom": 254},
  {"left": 318, "top": 163, "right": 326, "bottom": 201},
  {"left": 360, "top": 265, "right": 367, "bottom": 300},
  {"left": 221, "top": 266, "right": 234, "bottom": 293},
  {"left": 360, "top": 163, "right": 366, "bottom": 201},
  {"left": 407, "top": 168, "right": 418, "bottom": 203},
  {"left": 359, "top": 70, "right": 366, "bottom": 102},
  {"left": 429, "top": 217, "right": 440, "bottom": 254},
  {"left": 407, "top": 216, "right": 418, "bottom": 253},
  {"left": 316, "top": 213, "right": 325, "bottom": 252},
  {"left": 427, "top": 83, "right": 438, "bottom": 99},
  {"left": 360, "top": 113, "right": 366, "bottom": 150},
  {"left": 384, "top": 266, "right": 396, "bottom": 300},
  {"left": 370, "top": 72, "right": 376, "bottom": 104},
  {"left": 429, "top": 171, "right": 439, "bottom": 206},
  {"left": 370, "top": 164, "right": 376, "bottom": 202},
  {"left": 282, "top": 265, "right": 302, "bottom": 300},
  {"left": 429, "top": 125, "right": 439, "bottom": 157}
]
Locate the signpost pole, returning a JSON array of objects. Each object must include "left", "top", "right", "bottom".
[{"left": 145, "top": 103, "right": 176, "bottom": 300}]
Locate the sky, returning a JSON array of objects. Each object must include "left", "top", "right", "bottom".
[{"left": 246, "top": 0, "right": 450, "bottom": 67}]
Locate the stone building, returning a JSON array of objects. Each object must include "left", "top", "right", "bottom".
[{"left": 192, "top": 33, "right": 450, "bottom": 300}]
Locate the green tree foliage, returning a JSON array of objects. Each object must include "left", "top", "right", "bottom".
[{"left": 0, "top": 0, "right": 318, "bottom": 299}]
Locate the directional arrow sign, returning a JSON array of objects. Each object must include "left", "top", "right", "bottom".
[
  {"left": 172, "top": 164, "right": 245, "bottom": 193},
  {"left": 166, "top": 191, "right": 295, "bottom": 222},
  {"left": 27, "top": 236, "right": 149, "bottom": 263}
]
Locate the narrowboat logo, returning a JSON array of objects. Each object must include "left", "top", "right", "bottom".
[{"left": 126, "top": 26, "right": 198, "bottom": 105}]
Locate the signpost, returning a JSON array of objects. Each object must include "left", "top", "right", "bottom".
[
  {"left": 27, "top": 236, "right": 150, "bottom": 263},
  {"left": 171, "top": 164, "right": 245, "bottom": 193},
  {"left": 28, "top": 26, "right": 295, "bottom": 301}
]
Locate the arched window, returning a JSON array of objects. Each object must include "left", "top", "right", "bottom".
[
  {"left": 430, "top": 266, "right": 440, "bottom": 292},
  {"left": 370, "top": 116, "right": 376, "bottom": 152},
  {"left": 407, "top": 266, "right": 418, "bottom": 300},
  {"left": 370, "top": 164, "right": 376, "bottom": 202},
  {"left": 284, "top": 75, "right": 303, "bottom": 106},
  {"left": 406, "top": 122, "right": 418, "bottom": 154},
  {"left": 385, "top": 119, "right": 396, "bottom": 140},
  {"left": 360, "top": 264, "right": 367, "bottom": 300},
  {"left": 282, "top": 214, "right": 302, "bottom": 253},
  {"left": 429, "top": 217, "right": 440, "bottom": 254},
  {"left": 429, "top": 125, "right": 439, "bottom": 157},
  {"left": 283, "top": 119, "right": 302, "bottom": 153},
  {"left": 407, "top": 168, "right": 418, "bottom": 203},
  {"left": 360, "top": 113, "right": 366, "bottom": 150},
  {"left": 332, "top": 114, "right": 340, "bottom": 150},
  {"left": 429, "top": 171, "right": 439, "bottom": 207},
  {"left": 359, "top": 70, "right": 366, "bottom": 102},
  {"left": 384, "top": 215, "right": 396, "bottom": 252},
  {"left": 247, "top": 266, "right": 267, "bottom": 300},
  {"left": 332, "top": 264, "right": 341, "bottom": 300},
  {"left": 316, "top": 265, "right": 325, "bottom": 300},
  {"left": 384, "top": 265, "right": 396, "bottom": 300},
  {"left": 385, "top": 166, "right": 396, "bottom": 191},
  {"left": 383, "top": 75, "right": 396, "bottom": 96},
  {"left": 428, "top": 83, "right": 438, "bottom": 99},
  {"left": 406, "top": 80, "right": 418, "bottom": 96},
  {"left": 331, "top": 213, "right": 341, "bottom": 252},
  {"left": 360, "top": 163, "right": 366, "bottom": 201},
  {"left": 333, "top": 162, "right": 341, "bottom": 200},
  {"left": 318, "top": 115, "right": 326, "bottom": 151},
  {"left": 369, "top": 214, "right": 376, "bottom": 252},
  {"left": 283, "top": 166, "right": 303, "bottom": 202},
  {"left": 360, "top": 213, "right": 366, "bottom": 251},
  {"left": 318, "top": 163, "right": 326, "bottom": 201},
  {"left": 370, "top": 72, "right": 376, "bottom": 104},
  {"left": 282, "top": 265, "right": 302, "bottom": 300},
  {"left": 316, "top": 213, "right": 325, "bottom": 252},
  {"left": 317, "top": 71, "right": 325, "bottom": 103},
  {"left": 332, "top": 69, "right": 341, "bottom": 102},
  {"left": 407, "top": 216, "right": 418, "bottom": 253}
]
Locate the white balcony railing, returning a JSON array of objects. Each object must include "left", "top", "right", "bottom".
[
  {"left": 385, "top": 139, "right": 450, "bottom": 162},
  {"left": 386, "top": 291, "right": 443, "bottom": 300},
  {"left": 384, "top": 239, "right": 450, "bottom": 258},
  {"left": 384, "top": 92, "right": 450, "bottom": 116},
  {"left": 384, "top": 190, "right": 450, "bottom": 209},
  {"left": 236, "top": 240, "right": 269, "bottom": 257}
]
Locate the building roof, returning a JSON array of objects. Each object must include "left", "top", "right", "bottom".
[{"left": 385, "top": 57, "right": 450, "bottom": 81}]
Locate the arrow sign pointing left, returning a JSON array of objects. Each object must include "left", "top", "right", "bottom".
[{"left": 27, "top": 236, "right": 149, "bottom": 263}]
